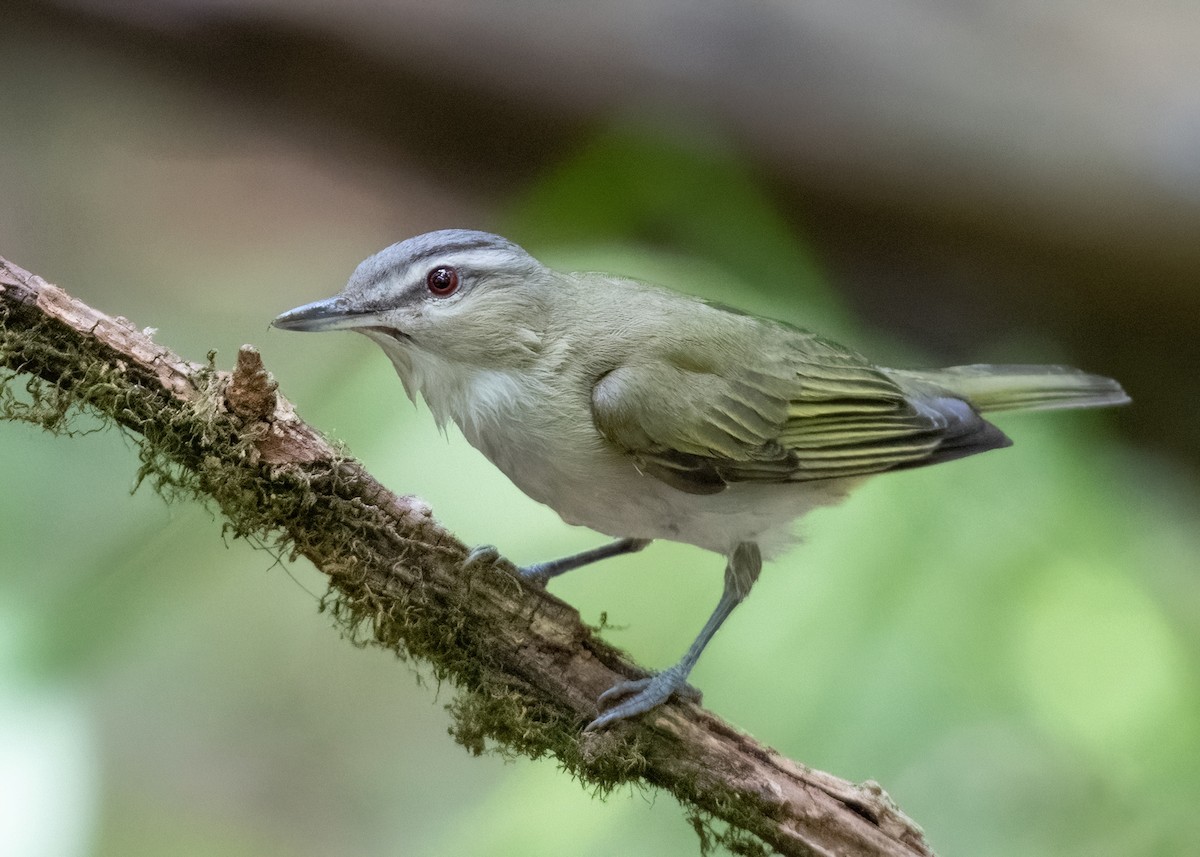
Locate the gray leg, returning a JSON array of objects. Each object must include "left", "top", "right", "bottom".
[
  {"left": 585, "top": 542, "right": 763, "bottom": 731},
  {"left": 521, "top": 537, "right": 652, "bottom": 585},
  {"left": 464, "top": 537, "right": 651, "bottom": 587}
]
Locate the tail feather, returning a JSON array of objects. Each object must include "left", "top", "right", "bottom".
[{"left": 889, "top": 364, "right": 1130, "bottom": 414}]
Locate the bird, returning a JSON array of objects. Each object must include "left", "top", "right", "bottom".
[{"left": 273, "top": 228, "right": 1129, "bottom": 730}]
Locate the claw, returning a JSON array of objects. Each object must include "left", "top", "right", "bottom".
[
  {"left": 596, "top": 676, "right": 653, "bottom": 707},
  {"left": 462, "top": 544, "right": 501, "bottom": 570},
  {"left": 462, "top": 545, "right": 551, "bottom": 590}
]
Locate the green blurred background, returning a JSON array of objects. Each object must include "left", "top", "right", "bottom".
[{"left": 2, "top": 2, "right": 1198, "bottom": 855}]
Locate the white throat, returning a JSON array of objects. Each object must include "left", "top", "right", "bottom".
[{"left": 397, "top": 345, "right": 540, "bottom": 438}]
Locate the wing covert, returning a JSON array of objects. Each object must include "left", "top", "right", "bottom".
[{"left": 591, "top": 344, "right": 1006, "bottom": 493}]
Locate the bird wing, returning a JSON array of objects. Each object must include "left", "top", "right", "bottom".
[{"left": 591, "top": 334, "right": 1009, "bottom": 495}]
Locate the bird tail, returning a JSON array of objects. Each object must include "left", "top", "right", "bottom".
[{"left": 888, "top": 364, "right": 1130, "bottom": 414}]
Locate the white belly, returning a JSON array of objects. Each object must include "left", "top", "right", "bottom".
[{"left": 448, "top": 371, "right": 857, "bottom": 559}]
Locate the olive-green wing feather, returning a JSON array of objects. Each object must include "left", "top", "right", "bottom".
[{"left": 592, "top": 338, "right": 1009, "bottom": 495}]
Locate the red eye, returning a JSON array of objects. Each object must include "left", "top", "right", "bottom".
[{"left": 426, "top": 266, "right": 459, "bottom": 296}]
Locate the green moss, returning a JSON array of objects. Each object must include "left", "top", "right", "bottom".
[
  {"left": 688, "top": 811, "right": 772, "bottom": 857},
  {"left": 1, "top": 310, "right": 139, "bottom": 435}
]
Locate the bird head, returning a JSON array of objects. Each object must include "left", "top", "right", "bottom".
[{"left": 273, "top": 230, "right": 551, "bottom": 396}]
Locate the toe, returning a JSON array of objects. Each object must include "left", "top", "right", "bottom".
[
  {"left": 517, "top": 562, "right": 554, "bottom": 588},
  {"left": 596, "top": 677, "right": 652, "bottom": 708},
  {"left": 462, "top": 544, "right": 501, "bottom": 570}
]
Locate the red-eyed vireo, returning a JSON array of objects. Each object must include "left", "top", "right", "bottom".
[{"left": 273, "top": 229, "right": 1129, "bottom": 730}]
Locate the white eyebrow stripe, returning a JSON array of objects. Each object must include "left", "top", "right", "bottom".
[
  {"left": 406, "top": 247, "right": 532, "bottom": 277},
  {"left": 448, "top": 247, "right": 528, "bottom": 270}
]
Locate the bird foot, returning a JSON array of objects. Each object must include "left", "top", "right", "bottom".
[
  {"left": 585, "top": 669, "right": 703, "bottom": 731},
  {"left": 462, "top": 545, "right": 549, "bottom": 588},
  {"left": 462, "top": 544, "right": 502, "bottom": 570},
  {"left": 515, "top": 559, "right": 559, "bottom": 588}
]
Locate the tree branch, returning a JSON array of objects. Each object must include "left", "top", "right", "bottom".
[{"left": 0, "top": 256, "right": 934, "bottom": 857}]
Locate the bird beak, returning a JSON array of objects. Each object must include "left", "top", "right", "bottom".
[{"left": 272, "top": 297, "right": 379, "bottom": 332}]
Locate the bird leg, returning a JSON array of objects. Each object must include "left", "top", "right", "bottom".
[
  {"left": 586, "top": 541, "right": 763, "bottom": 731},
  {"left": 463, "top": 537, "right": 651, "bottom": 587}
]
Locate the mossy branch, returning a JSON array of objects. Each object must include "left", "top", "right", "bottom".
[{"left": 0, "top": 256, "right": 933, "bottom": 857}]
